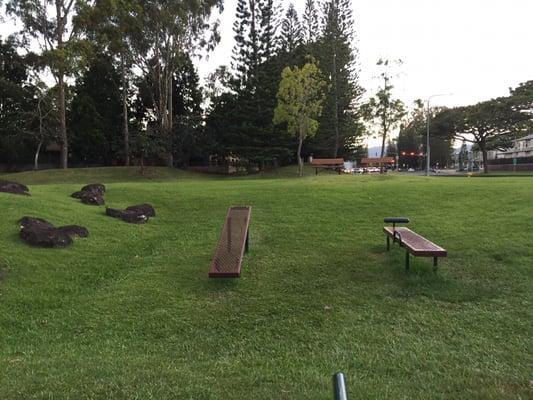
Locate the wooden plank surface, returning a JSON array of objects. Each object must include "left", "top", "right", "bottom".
[
  {"left": 311, "top": 158, "right": 344, "bottom": 166},
  {"left": 209, "top": 206, "right": 251, "bottom": 278},
  {"left": 384, "top": 227, "right": 447, "bottom": 257}
]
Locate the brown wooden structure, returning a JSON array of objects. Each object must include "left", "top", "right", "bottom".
[
  {"left": 383, "top": 218, "right": 447, "bottom": 271},
  {"left": 310, "top": 158, "right": 344, "bottom": 175},
  {"left": 209, "top": 206, "right": 251, "bottom": 278},
  {"left": 361, "top": 157, "right": 395, "bottom": 166}
]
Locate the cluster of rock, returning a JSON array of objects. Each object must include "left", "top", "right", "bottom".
[
  {"left": 71, "top": 183, "right": 105, "bottom": 205},
  {"left": 105, "top": 203, "right": 156, "bottom": 224},
  {"left": 9, "top": 180, "right": 156, "bottom": 248},
  {"left": 19, "top": 216, "right": 88, "bottom": 248},
  {"left": 0, "top": 180, "right": 30, "bottom": 196}
]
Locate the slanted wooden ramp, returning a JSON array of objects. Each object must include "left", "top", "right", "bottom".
[{"left": 209, "top": 206, "right": 251, "bottom": 278}]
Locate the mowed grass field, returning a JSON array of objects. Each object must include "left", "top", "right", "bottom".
[{"left": 0, "top": 167, "right": 531, "bottom": 399}]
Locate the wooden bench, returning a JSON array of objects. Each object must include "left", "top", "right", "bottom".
[
  {"left": 383, "top": 217, "right": 447, "bottom": 271},
  {"left": 311, "top": 158, "right": 344, "bottom": 175},
  {"left": 209, "top": 206, "right": 251, "bottom": 278}
]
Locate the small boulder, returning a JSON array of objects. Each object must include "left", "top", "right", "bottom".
[
  {"left": 105, "top": 207, "right": 148, "bottom": 224},
  {"left": 80, "top": 192, "right": 105, "bottom": 206},
  {"left": 0, "top": 180, "right": 30, "bottom": 196},
  {"left": 72, "top": 183, "right": 105, "bottom": 205},
  {"left": 81, "top": 183, "right": 105, "bottom": 194},
  {"left": 126, "top": 204, "right": 156, "bottom": 217},
  {"left": 19, "top": 216, "right": 54, "bottom": 230},
  {"left": 57, "top": 225, "right": 89, "bottom": 238},
  {"left": 18, "top": 216, "right": 88, "bottom": 248}
]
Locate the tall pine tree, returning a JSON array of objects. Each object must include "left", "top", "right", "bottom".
[
  {"left": 279, "top": 3, "right": 303, "bottom": 57},
  {"left": 224, "top": 0, "right": 291, "bottom": 168},
  {"left": 303, "top": 0, "right": 319, "bottom": 44},
  {"left": 312, "top": 0, "right": 364, "bottom": 158}
]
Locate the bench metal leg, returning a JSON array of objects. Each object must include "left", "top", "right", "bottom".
[
  {"left": 315, "top": 167, "right": 318, "bottom": 175},
  {"left": 386, "top": 236, "right": 390, "bottom": 251},
  {"left": 433, "top": 256, "right": 438, "bottom": 271},
  {"left": 405, "top": 251, "right": 410, "bottom": 272}
]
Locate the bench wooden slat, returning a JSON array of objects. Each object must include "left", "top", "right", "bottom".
[
  {"left": 383, "top": 227, "right": 447, "bottom": 257},
  {"left": 209, "top": 206, "right": 251, "bottom": 278},
  {"left": 311, "top": 158, "right": 344, "bottom": 166}
]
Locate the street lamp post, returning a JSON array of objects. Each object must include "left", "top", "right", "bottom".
[{"left": 426, "top": 93, "right": 452, "bottom": 176}]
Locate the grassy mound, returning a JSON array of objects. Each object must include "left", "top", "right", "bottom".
[
  {"left": 0, "top": 168, "right": 531, "bottom": 399},
  {"left": 0, "top": 166, "right": 204, "bottom": 185}
]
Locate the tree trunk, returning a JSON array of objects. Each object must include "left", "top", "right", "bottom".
[
  {"left": 482, "top": 148, "right": 489, "bottom": 174},
  {"left": 332, "top": 43, "right": 340, "bottom": 158},
  {"left": 58, "top": 71, "right": 67, "bottom": 169},
  {"left": 56, "top": 1, "right": 67, "bottom": 169},
  {"left": 167, "top": 74, "right": 173, "bottom": 167},
  {"left": 297, "top": 137, "right": 304, "bottom": 177},
  {"left": 121, "top": 54, "right": 130, "bottom": 166},
  {"left": 34, "top": 141, "right": 43, "bottom": 171},
  {"left": 380, "top": 126, "right": 387, "bottom": 172}
]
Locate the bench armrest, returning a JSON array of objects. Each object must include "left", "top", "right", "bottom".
[{"left": 384, "top": 217, "right": 410, "bottom": 224}]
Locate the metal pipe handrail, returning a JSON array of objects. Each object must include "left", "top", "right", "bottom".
[{"left": 332, "top": 372, "right": 349, "bottom": 400}]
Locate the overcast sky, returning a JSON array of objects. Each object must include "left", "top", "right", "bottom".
[
  {"left": 196, "top": 0, "right": 533, "bottom": 146},
  {"left": 199, "top": 0, "right": 532, "bottom": 105},
  {"left": 2, "top": 0, "right": 532, "bottom": 146}
]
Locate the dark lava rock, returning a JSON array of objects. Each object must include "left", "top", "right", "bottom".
[
  {"left": 0, "top": 180, "right": 30, "bottom": 196},
  {"left": 57, "top": 225, "right": 89, "bottom": 238},
  {"left": 81, "top": 183, "right": 105, "bottom": 194},
  {"left": 80, "top": 192, "right": 105, "bottom": 206},
  {"left": 19, "top": 216, "right": 54, "bottom": 230},
  {"left": 126, "top": 204, "right": 156, "bottom": 217},
  {"left": 105, "top": 204, "right": 156, "bottom": 224},
  {"left": 18, "top": 216, "right": 88, "bottom": 248},
  {"left": 72, "top": 183, "right": 105, "bottom": 205},
  {"left": 105, "top": 207, "right": 148, "bottom": 224}
]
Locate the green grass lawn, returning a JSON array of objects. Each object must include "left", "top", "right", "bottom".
[{"left": 0, "top": 167, "right": 531, "bottom": 399}]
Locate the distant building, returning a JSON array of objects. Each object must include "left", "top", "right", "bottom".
[
  {"left": 487, "top": 134, "right": 533, "bottom": 171},
  {"left": 488, "top": 134, "right": 533, "bottom": 159}
]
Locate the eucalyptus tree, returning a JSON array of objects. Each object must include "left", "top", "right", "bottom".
[
  {"left": 76, "top": 0, "right": 143, "bottom": 166},
  {"left": 131, "top": 0, "right": 222, "bottom": 166},
  {"left": 7, "top": 0, "right": 86, "bottom": 168},
  {"left": 28, "top": 81, "right": 58, "bottom": 170}
]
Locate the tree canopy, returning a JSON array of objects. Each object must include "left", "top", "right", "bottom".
[{"left": 274, "top": 62, "right": 327, "bottom": 176}]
